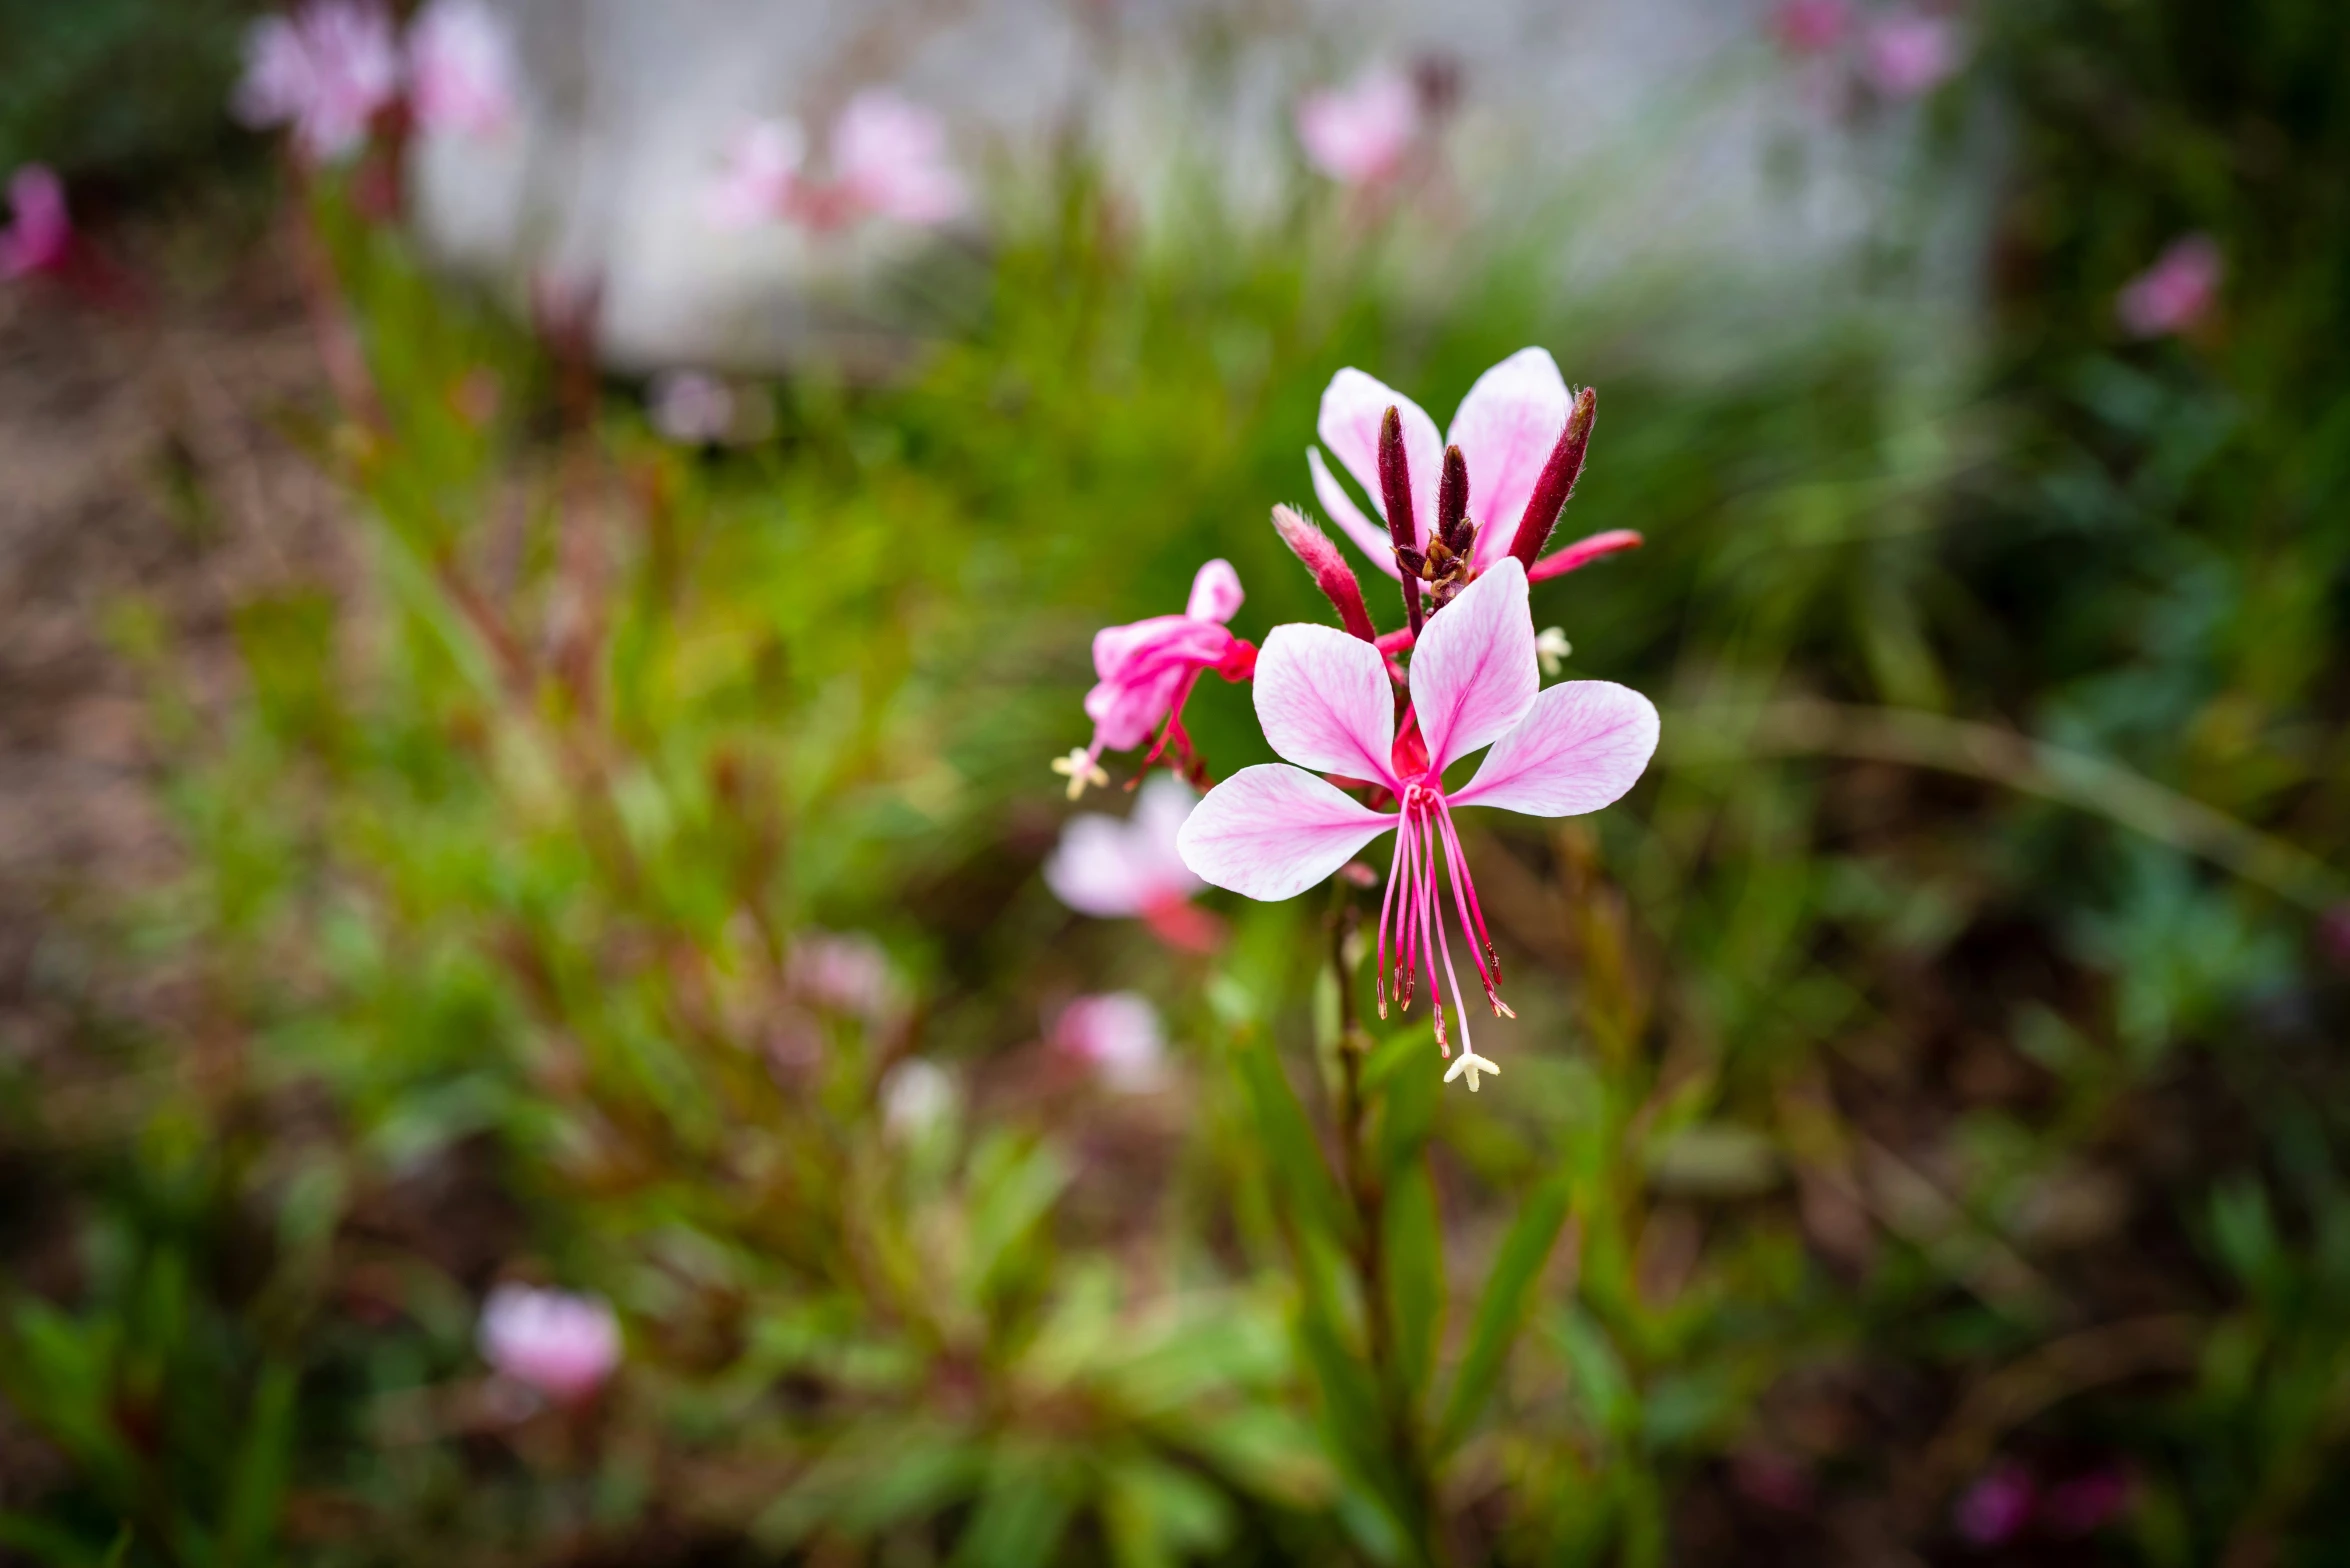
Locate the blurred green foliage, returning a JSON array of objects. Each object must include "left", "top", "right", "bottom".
[{"left": 5, "top": 0, "right": 2350, "bottom": 1563}]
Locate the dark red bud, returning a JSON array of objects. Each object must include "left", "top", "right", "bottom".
[
  {"left": 1507, "top": 385, "right": 1598, "bottom": 572},
  {"left": 1271, "top": 505, "right": 1379, "bottom": 643}
]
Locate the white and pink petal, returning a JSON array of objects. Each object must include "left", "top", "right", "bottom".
[
  {"left": 1407, "top": 557, "right": 1538, "bottom": 774},
  {"left": 1317, "top": 368, "right": 1441, "bottom": 545},
  {"left": 1177, "top": 765, "right": 1394, "bottom": 901},
  {"left": 1450, "top": 679, "right": 1659, "bottom": 817},
  {"left": 1185, "top": 558, "right": 1246, "bottom": 624},
  {"left": 1253, "top": 622, "right": 1399, "bottom": 786},
  {"left": 1445, "top": 347, "right": 1572, "bottom": 571},
  {"left": 1307, "top": 447, "right": 1405, "bottom": 579}
]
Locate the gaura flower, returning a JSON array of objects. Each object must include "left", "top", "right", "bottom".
[
  {"left": 477, "top": 1283, "right": 621, "bottom": 1404},
  {"left": 407, "top": 0, "right": 519, "bottom": 140},
  {"left": 236, "top": 0, "right": 403, "bottom": 164},
  {"left": 1859, "top": 10, "right": 1961, "bottom": 100},
  {"left": 1953, "top": 1463, "right": 2036, "bottom": 1547},
  {"left": 1307, "top": 348, "right": 1641, "bottom": 589},
  {"left": 1053, "top": 560, "right": 1258, "bottom": 799},
  {"left": 1045, "top": 776, "right": 1220, "bottom": 952},
  {"left": 1052, "top": 992, "right": 1170, "bottom": 1094},
  {"left": 2117, "top": 234, "right": 2222, "bottom": 340},
  {"left": 787, "top": 930, "right": 899, "bottom": 1023},
  {"left": 707, "top": 90, "right": 966, "bottom": 234},
  {"left": 1770, "top": 0, "right": 1852, "bottom": 56},
  {"left": 1178, "top": 558, "right": 1657, "bottom": 1089},
  {"left": 706, "top": 118, "right": 807, "bottom": 231},
  {"left": 1296, "top": 66, "right": 1420, "bottom": 187},
  {"left": 829, "top": 90, "right": 969, "bottom": 226},
  {"left": 0, "top": 166, "right": 71, "bottom": 281},
  {"left": 646, "top": 369, "right": 737, "bottom": 445}
]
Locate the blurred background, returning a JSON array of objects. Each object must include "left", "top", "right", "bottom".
[{"left": 1, "top": 0, "right": 2347, "bottom": 1563}]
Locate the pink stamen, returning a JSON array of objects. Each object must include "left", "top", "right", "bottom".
[
  {"left": 1375, "top": 807, "right": 1409, "bottom": 1017},
  {"left": 1436, "top": 800, "right": 1510, "bottom": 1012}
]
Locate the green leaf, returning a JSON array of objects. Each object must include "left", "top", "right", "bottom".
[
  {"left": 1102, "top": 1454, "right": 1234, "bottom": 1568},
  {"left": 219, "top": 1358, "right": 299, "bottom": 1568},
  {"left": 1230, "top": 1043, "right": 1356, "bottom": 1249},
  {"left": 1436, "top": 1172, "right": 1574, "bottom": 1455},
  {"left": 1382, "top": 1160, "right": 1443, "bottom": 1411},
  {"left": 0, "top": 1514, "right": 115, "bottom": 1568},
  {"left": 952, "top": 1452, "right": 1079, "bottom": 1568}
]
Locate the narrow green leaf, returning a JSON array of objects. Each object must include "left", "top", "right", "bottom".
[
  {"left": 1231, "top": 1044, "right": 1356, "bottom": 1249},
  {"left": 219, "top": 1358, "right": 299, "bottom": 1568},
  {"left": 1436, "top": 1172, "right": 1574, "bottom": 1455},
  {"left": 952, "top": 1453, "right": 1078, "bottom": 1568},
  {"left": 1382, "top": 1160, "right": 1443, "bottom": 1410}
]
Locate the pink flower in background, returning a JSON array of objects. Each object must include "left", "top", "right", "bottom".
[
  {"left": 1860, "top": 10, "right": 1961, "bottom": 100},
  {"left": 708, "top": 92, "right": 965, "bottom": 234},
  {"left": 1045, "top": 776, "right": 1221, "bottom": 952},
  {"left": 830, "top": 90, "right": 968, "bottom": 226},
  {"left": 236, "top": 0, "right": 403, "bottom": 163},
  {"left": 647, "top": 370, "right": 736, "bottom": 444},
  {"left": 0, "top": 166, "right": 71, "bottom": 280},
  {"left": 2042, "top": 1466, "right": 2134, "bottom": 1535},
  {"left": 788, "top": 931, "right": 898, "bottom": 1021},
  {"left": 1771, "top": 0, "right": 1852, "bottom": 56},
  {"left": 1308, "top": 349, "right": 1641, "bottom": 586},
  {"left": 2117, "top": 234, "right": 2222, "bottom": 339},
  {"left": 1178, "top": 559, "right": 1657, "bottom": 1089},
  {"left": 706, "top": 119, "right": 807, "bottom": 231},
  {"left": 1053, "top": 560, "right": 1258, "bottom": 799},
  {"left": 1953, "top": 1463, "right": 2036, "bottom": 1546},
  {"left": 478, "top": 1283, "right": 621, "bottom": 1404},
  {"left": 407, "top": 0, "right": 518, "bottom": 140},
  {"left": 1296, "top": 66, "right": 1420, "bottom": 187},
  {"left": 1052, "top": 992, "right": 1170, "bottom": 1093}
]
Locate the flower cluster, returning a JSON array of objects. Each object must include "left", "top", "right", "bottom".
[
  {"left": 708, "top": 91, "right": 968, "bottom": 236},
  {"left": 1052, "top": 350, "right": 1660, "bottom": 1089},
  {"left": 1769, "top": 1, "right": 1964, "bottom": 103},
  {"left": 236, "top": 0, "right": 519, "bottom": 162}
]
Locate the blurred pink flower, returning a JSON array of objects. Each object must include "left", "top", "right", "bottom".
[
  {"left": 788, "top": 931, "right": 897, "bottom": 1021},
  {"left": 1052, "top": 992, "right": 1169, "bottom": 1093},
  {"left": 1861, "top": 11, "right": 1962, "bottom": 100},
  {"left": 830, "top": 90, "right": 968, "bottom": 226},
  {"left": 407, "top": 0, "right": 518, "bottom": 140},
  {"left": 1771, "top": 0, "right": 1852, "bottom": 56},
  {"left": 2322, "top": 903, "right": 2350, "bottom": 969},
  {"left": 0, "top": 166, "right": 71, "bottom": 280},
  {"left": 1045, "top": 776, "right": 1220, "bottom": 952},
  {"left": 478, "top": 1283, "right": 620, "bottom": 1404},
  {"left": 707, "top": 92, "right": 965, "bottom": 234},
  {"left": 1296, "top": 66, "right": 1420, "bottom": 187},
  {"left": 1953, "top": 1463, "right": 2035, "bottom": 1546},
  {"left": 1307, "top": 348, "right": 1642, "bottom": 584},
  {"left": 2042, "top": 1466, "right": 2134, "bottom": 1535},
  {"left": 1053, "top": 560, "right": 1257, "bottom": 800},
  {"left": 2117, "top": 234, "right": 2223, "bottom": 339},
  {"left": 706, "top": 118, "right": 807, "bottom": 231},
  {"left": 236, "top": 0, "right": 403, "bottom": 163},
  {"left": 647, "top": 370, "right": 736, "bottom": 444},
  {"left": 1178, "top": 560, "right": 1658, "bottom": 1090}
]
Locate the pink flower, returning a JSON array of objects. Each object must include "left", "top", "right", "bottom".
[
  {"left": 1860, "top": 11, "right": 1961, "bottom": 100},
  {"left": 706, "top": 118, "right": 807, "bottom": 231},
  {"left": 1053, "top": 560, "right": 1258, "bottom": 799},
  {"left": 830, "top": 90, "right": 968, "bottom": 226},
  {"left": 788, "top": 931, "right": 898, "bottom": 1021},
  {"left": 707, "top": 92, "right": 966, "bottom": 235},
  {"left": 1296, "top": 67, "right": 1420, "bottom": 187},
  {"left": 1052, "top": 992, "right": 1170, "bottom": 1093},
  {"left": 2118, "top": 234, "right": 2223, "bottom": 339},
  {"left": 236, "top": 0, "right": 404, "bottom": 164},
  {"left": 1307, "top": 349, "right": 1641, "bottom": 587},
  {"left": 478, "top": 1283, "right": 621, "bottom": 1404},
  {"left": 1177, "top": 559, "right": 1657, "bottom": 1089},
  {"left": 1771, "top": 0, "right": 1852, "bottom": 56},
  {"left": 647, "top": 369, "right": 736, "bottom": 444},
  {"left": 0, "top": 166, "right": 71, "bottom": 280},
  {"left": 1045, "top": 776, "right": 1221, "bottom": 952},
  {"left": 407, "top": 0, "right": 518, "bottom": 140},
  {"left": 1953, "top": 1463, "right": 2035, "bottom": 1546},
  {"left": 2042, "top": 1466, "right": 2133, "bottom": 1535}
]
